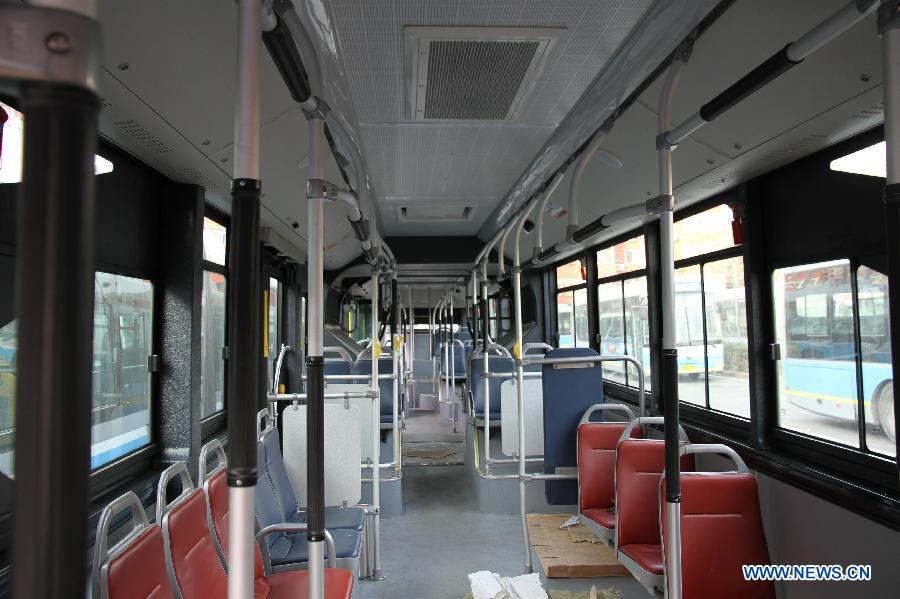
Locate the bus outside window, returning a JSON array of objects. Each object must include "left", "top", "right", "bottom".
[{"left": 774, "top": 260, "right": 894, "bottom": 456}]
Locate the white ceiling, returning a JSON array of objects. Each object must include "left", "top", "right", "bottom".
[
  {"left": 92, "top": 0, "right": 886, "bottom": 272},
  {"left": 327, "top": 0, "right": 656, "bottom": 236}
]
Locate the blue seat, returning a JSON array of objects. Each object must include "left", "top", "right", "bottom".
[
  {"left": 542, "top": 347, "right": 604, "bottom": 505},
  {"left": 439, "top": 343, "right": 468, "bottom": 378},
  {"left": 260, "top": 427, "right": 365, "bottom": 532},
  {"left": 468, "top": 354, "right": 515, "bottom": 421},
  {"left": 351, "top": 356, "right": 394, "bottom": 424},
  {"left": 324, "top": 358, "right": 351, "bottom": 376},
  {"left": 255, "top": 442, "right": 362, "bottom": 571}
]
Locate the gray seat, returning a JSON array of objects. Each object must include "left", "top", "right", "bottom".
[
  {"left": 468, "top": 354, "right": 515, "bottom": 421},
  {"left": 255, "top": 441, "right": 362, "bottom": 572},
  {"left": 351, "top": 356, "right": 394, "bottom": 424},
  {"left": 260, "top": 426, "right": 365, "bottom": 532}
]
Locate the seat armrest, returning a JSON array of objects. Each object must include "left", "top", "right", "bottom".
[{"left": 255, "top": 524, "right": 336, "bottom": 568}]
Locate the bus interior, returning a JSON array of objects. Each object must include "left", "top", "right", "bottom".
[{"left": 0, "top": 0, "right": 898, "bottom": 598}]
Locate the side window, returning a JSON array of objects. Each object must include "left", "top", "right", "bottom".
[
  {"left": 774, "top": 260, "right": 894, "bottom": 457},
  {"left": 91, "top": 272, "right": 154, "bottom": 469},
  {"left": 201, "top": 216, "right": 228, "bottom": 420}
]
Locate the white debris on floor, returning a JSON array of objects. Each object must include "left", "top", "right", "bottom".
[
  {"left": 468, "top": 571, "right": 548, "bottom": 599},
  {"left": 559, "top": 514, "right": 580, "bottom": 529}
]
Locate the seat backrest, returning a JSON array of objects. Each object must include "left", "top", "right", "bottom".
[
  {"left": 615, "top": 440, "right": 693, "bottom": 548},
  {"left": 542, "top": 347, "right": 604, "bottom": 504},
  {"left": 468, "top": 355, "right": 515, "bottom": 416},
  {"left": 260, "top": 426, "right": 299, "bottom": 517},
  {"left": 204, "top": 469, "right": 265, "bottom": 579},
  {"left": 254, "top": 440, "right": 287, "bottom": 553},
  {"left": 158, "top": 464, "right": 227, "bottom": 599},
  {"left": 577, "top": 422, "right": 631, "bottom": 512},
  {"left": 324, "top": 358, "right": 351, "bottom": 376},
  {"left": 94, "top": 492, "right": 174, "bottom": 599},
  {"left": 661, "top": 473, "right": 774, "bottom": 599},
  {"left": 351, "top": 357, "right": 394, "bottom": 416}
]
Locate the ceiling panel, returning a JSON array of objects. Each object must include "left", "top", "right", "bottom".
[{"left": 328, "top": 0, "right": 655, "bottom": 235}]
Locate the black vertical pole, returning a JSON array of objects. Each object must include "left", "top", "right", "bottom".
[
  {"left": 482, "top": 284, "right": 490, "bottom": 348},
  {"left": 12, "top": 82, "right": 99, "bottom": 597},
  {"left": 226, "top": 179, "right": 261, "bottom": 487},
  {"left": 662, "top": 349, "right": 681, "bottom": 499}
]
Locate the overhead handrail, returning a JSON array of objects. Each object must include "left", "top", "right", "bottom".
[{"left": 678, "top": 444, "right": 750, "bottom": 474}]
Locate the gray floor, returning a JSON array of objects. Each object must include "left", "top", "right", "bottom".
[{"left": 355, "top": 464, "right": 648, "bottom": 599}]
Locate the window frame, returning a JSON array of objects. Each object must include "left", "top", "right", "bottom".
[
  {"left": 554, "top": 258, "right": 588, "bottom": 348},
  {"left": 200, "top": 207, "right": 229, "bottom": 433}
]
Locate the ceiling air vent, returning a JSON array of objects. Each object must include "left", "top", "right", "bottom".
[
  {"left": 397, "top": 204, "right": 475, "bottom": 223},
  {"left": 406, "top": 27, "right": 562, "bottom": 121},
  {"left": 113, "top": 119, "right": 171, "bottom": 154}
]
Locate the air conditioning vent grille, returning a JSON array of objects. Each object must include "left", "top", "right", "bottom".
[
  {"left": 424, "top": 40, "right": 539, "bottom": 120},
  {"left": 113, "top": 119, "right": 171, "bottom": 154}
]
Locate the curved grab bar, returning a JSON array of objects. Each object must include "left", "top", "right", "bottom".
[
  {"left": 523, "top": 342, "right": 553, "bottom": 355},
  {"left": 255, "top": 525, "right": 337, "bottom": 569},
  {"left": 619, "top": 416, "right": 689, "bottom": 444},
  {"left": 155, "top": 462, "right": 195, "bottom": 525},
  {"left": 199, "top": 439, "right": 227, "bottom": 484},
  {"left": 256, "top": 408, "right": 271, "bottom": 438},
  {"left": 579, "top": 403, "right": 635, "bottom": 425},
  {"left": 272, "top": 343, "right": 291, "bottom": 393},
  {"left": 679, "top": 443, "right": 750, "bottom": 474},
  {"left": 323, "top": 346, "right": 354, "bottom": 365},
  {"left": 92, "top": 491, "right": 149, "bottom": 599}
]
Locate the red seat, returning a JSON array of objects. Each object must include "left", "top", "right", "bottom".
[
  {"left": 93, "top": 491, "right": 175, "bottom": 599},
  {"left": 618, "top": 543, "right": 664, "bottom": 575},
  {"left": 163, "top": 489, "right": 229, "bottom": 599},
  {"left": 661, "top": 473, "right": 774, "bottom": 599},
  {"left": 577, "top": 420, "right": 642, "bottom": 540},
  {"left": 581, "top": 508, "right": 615, "bottom": 529},
  {"left": 105, "top": 525, "right": 174, "bottom": 599},
  {"left": 615, "top": 439, "right": 692, "bottom": 593}
]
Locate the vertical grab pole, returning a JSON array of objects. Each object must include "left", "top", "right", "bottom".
[
  {"left": 659, "top": 49, "right": 689, "bottom": 599},
  {"left": 227, "top": 3, "right": 262, "bottom": 599},
  {"left": 391, "top": 276, "right": 400, "bottom": 473},
  {"left": 481, "top": 262, "right": 491, "bottom": 469},
  {"left": 443, "top": 302, "right": 450, "bottom": 406},
  {"left": 879, "top": 0, "right": 900, "bottom": 470},
  {"left": 370, "top": 270, "right": 384, "bottom": 579},
  {"left": 9, "top": 2, "right": 101, "bottom": 595},
  {"left": 305, "top": 111, "right": 327, "bottom": 598},
  {"left": 513, "top": 200, "right": 539, "bottom": 574},
  {"left": 450, "top": 291, "right": 458, "bottom": 432}
]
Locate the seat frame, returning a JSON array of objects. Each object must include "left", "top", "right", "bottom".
[{"left": 93, "top": 491, "right": 168, "bottom": 599}]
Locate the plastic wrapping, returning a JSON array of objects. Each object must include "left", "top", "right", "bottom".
[{"left": 484, "top": 0, "right": 720, "bottom": 238}]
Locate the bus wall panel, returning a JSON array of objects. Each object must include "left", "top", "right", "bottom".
[{"left": 757, "top": 472, "right": 900, "bottom": 598}]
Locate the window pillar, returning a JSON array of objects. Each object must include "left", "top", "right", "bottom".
[{"left": 157, "top": 183, "right": 204, "bottom": 479}]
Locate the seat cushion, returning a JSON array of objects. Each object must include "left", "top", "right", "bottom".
[
  {"left": 269, "top": 529, "right": 362, "bottom": 567},
  {"left": 287, "top": 506, "right": 366, "bottom": 531},
  {"left": 254, "top": 568, "right": 354, "bottom": 599},
  {"left": 620, "top": 543, "right": 663, "bottom": 575},
  {"left": 106, "top": 525, "right": 175, "bottom": 599},
  {"left": 582, "top": 508, "right": 615, "bottom": 530},
  {"left": 578, "top": 422, "right": 630, "bottom": 512}
]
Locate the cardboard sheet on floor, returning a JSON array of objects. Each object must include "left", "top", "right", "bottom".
[{"left": 526, "top": 514, "right": 628, "bottom": 578}]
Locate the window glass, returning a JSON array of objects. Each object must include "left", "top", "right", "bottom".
[
  {"left": 597, "top": 236, "right": 646, "bottom": 278},
  {"left": 674, "top": 265, "right": 706, "bottom": 406},
  {"left": 0, "top": 256, "right": 15, "bottom": 476},
  {"left": 673, "top": 204, "right": 737, "bottom": 261},
  {"left": 91, "top": 272, "right": 154, "bottom": 468},
  {"left": 556, "top": 259, "right": 585, "bottom": 289},
  {"left": 267, "top": 278, "right": 280, "bottom": 389},
  {"left": 573, "top": 288, "right": 589, "bottom": 348},
  {"left": 202, "top": 217, "right": 227, "bottom": 266},
  {"left": 200, "top": 271, "right": 227, "bottom": 418},
  {"left": 704, "top": 257, "right": 750, "bottom": 417},
  {"left": 623, "top": 277, "right": 650, "bottom": 390},
  {"left": 500, "top": 297, "right": 512, "bottom": 333},
  {"left": 774, "top": 261, "right": 861, "bottom": 448},
  {"left": 857, "top": 266, "right": 894, "bottom": 456},
  {"left": 556, "top": 292, "right": 574, "bottom": 348},
  {"left": 597, "top": 282, "right": 625, "bottom": 381}
]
